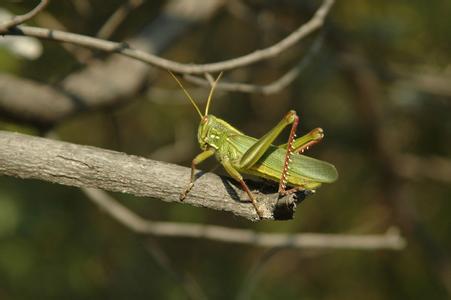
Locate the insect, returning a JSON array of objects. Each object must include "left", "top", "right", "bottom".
[{"left": 170, "top": 72, "right": 338, "bottom": 219}]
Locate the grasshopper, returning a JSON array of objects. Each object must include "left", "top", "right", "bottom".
[{"left": 170, "top": 72, "right": 338, "bottom": 219}]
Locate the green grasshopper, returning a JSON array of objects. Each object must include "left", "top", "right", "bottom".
[{"left": 170, "top": 72, "right": 338, "bottom": 219}]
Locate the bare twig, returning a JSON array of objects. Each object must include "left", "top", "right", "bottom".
[
  {"left": 0, "top": 130, "right": 296, "bottom": 221},
  {"left": 4, "top": 0, "right": 334, "bottom": 74},
  {"left": 184, "top": 35, "right": 323, "bottom": 94},
  {"left": 83, "top": 187, "right": 406, "bottom": 250},
  {"left": 0, "top": 0, "right": 49, "bottom": 32},
  {"left": 34, "top": 11, "right": 93, "bottom": 63},
  {"left": 96, "top": 0, "right": 145, "bottom": 40},
  {"left": 0, "top": 0, "right": 225, "bottom": 125},
  {"left": 146, "top": 87, "right": 211, "bottom": 105}
]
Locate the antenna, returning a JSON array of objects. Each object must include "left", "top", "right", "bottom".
[
  {"left": 204, "top": 72, "right": 223, "bottom": 116},
  {"left": 168, "top": 71, "right": 202, "bottom": 119}
]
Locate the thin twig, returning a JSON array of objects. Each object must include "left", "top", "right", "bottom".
[
  {"left": 0, "top": 0, "right": 49, "bottom": 32},
  {"left": 4, "top": 0, "right": 335, "bottom": 74},
  {"left": 0, "top": 0, "right": 226, "bottom": 126},
  {"left": 34, "top": 11, "right": 93, "bottom": 63},
  {"left": 184, "top": 35, "right": 323, "bottom": 94},
  {"left": 83, "top": 187, "right": 406, "bottom": 250},
  {"left": 146, "top": 87, "right": 211, "bottom": 105},
  {"left": 96, "top": 0, "right": 145, "bottom": 40}
]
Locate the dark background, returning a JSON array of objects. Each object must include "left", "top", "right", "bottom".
[{"left": 0, "top": 0, "right": 450, "bottom": 299}]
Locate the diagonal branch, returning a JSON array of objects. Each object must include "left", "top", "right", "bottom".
[
  {"left": 3, "top": 0, "right": 334, "bottom": 74},
  {"left": 183, "top": 35, "right": 324, "bottom": 94},
  {"left": 83, "top": 187, "right": 406, "bottom": 250},
  {"left": 0, "top": 0, "right": 333, "bottom": 126},
  {"left": 0, "top": 0, "right": 225, "bottom": 126},
  {"left": 96, "top": 0, "right": 146, "bottom": 40},
  {"left": 0, "top": 0, "right": 49, "bottom": 32},
  {"left": 0, "top": 130, "right": 298, "bottom": 221}
]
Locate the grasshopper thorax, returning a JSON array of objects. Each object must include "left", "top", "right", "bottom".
[
  {"left": 198, "top": 115, "right": 220, "bottom": 151},
  {"left": 198, "top": 115, "right": 239, "bottom": 151}
]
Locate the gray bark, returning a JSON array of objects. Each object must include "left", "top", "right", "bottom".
[{"left": 0, "top": 131, "right": 299, "bottom": 221}]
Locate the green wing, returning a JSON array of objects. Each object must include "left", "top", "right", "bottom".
[{"left": 227, "top": 134, "right": 338, "bottom": 184}]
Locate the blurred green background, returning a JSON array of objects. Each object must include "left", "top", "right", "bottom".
[{"left": 0, "top": 0, "right": 450, "bottom": 299}]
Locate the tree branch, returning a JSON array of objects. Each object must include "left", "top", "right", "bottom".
[
  {"left": 0, "top": 0, "right": 49, "bottom": 32},
  {"left": 96, "top": 0, "right": 145, "bottom": 40},
  {"left": 0, "top": 130, "right": 302, "bottom": 221},
  {"left": 183, "top": 35, "right": 323, "bottom": 94},
  {"left": 0, "top": 0, "right": 225, "bottom": 126},
  {"left": 3, "top": 0, "right": 334, "bottom": 74},
  {"left": 0, "top": 0, "right": 333, "bottom": 126},
  {"left": 83, "top": 187, "right": 406, "bottom": 250}
]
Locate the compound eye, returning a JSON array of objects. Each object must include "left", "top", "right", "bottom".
[{"left": 201, "top": 116, "right": 208, "bottom": 124}]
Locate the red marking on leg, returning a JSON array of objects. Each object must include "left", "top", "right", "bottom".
[
  {"left": 278, "top": 113, "right": 299, "bottom": 195},
  {"left": 294, "top": 128, "right": 324, "bottom": 154},
  {"left": 296, "top": 139, "right": 320, "bottom": 154}
]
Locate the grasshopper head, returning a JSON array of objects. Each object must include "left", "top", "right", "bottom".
[
  {"left": 168, "top": 71, "right": 223, "bottom": 151},
  {"left": 198, "top": 115, "right": 210, "bottom": 150},
  {"left": 197, "top": 115, "right": 221, "bottom": 150}
]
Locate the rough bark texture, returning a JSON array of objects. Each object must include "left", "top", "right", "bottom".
[{"left": 0, "top": 131, "right": 300, "bottom": 221}]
